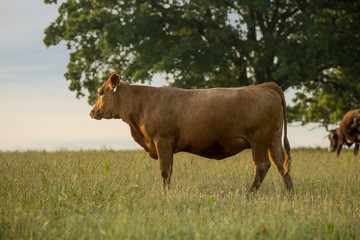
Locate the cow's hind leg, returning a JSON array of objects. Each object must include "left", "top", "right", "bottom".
[
  {"left": 268, "top": 135, "right": 293, "bottom": 191},
  {"left": 155, "top": 139, "right": 174, "bottom": 190},
  {"left": 250, "top": 146, "right": 271, "bottom": 192}
]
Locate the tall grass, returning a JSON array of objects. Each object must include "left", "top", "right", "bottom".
[{"left": 0, "top": 149, "right": 359, "bottom": 239}]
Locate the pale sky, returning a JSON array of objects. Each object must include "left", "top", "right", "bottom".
[{"left": 0, "top": 0, "right": 330, "bottom": 151}]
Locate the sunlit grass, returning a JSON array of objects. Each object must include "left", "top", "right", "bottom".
[{"left": 0, "top": 149, "right": 359, "bottom": 239}]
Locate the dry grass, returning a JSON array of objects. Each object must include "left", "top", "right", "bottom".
[{"left": 0, "top": 149, "right": 359, "bottom": 239}]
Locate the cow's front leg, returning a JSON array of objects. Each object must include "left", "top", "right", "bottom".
[
  {"left": 336, "top": 134, "right": 345, "bottom": 156},
  {"left": 155, "top": 139, "right": 174, "bottom": 190},
  {"left": 336, "top": 143, "right": 343, "bottom": 156},
  {"left": 354, "top": 143, "right": 359, "bottom": 156}
]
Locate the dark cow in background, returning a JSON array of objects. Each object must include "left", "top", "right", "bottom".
[
  {"left": 90, "top": 73, "right": 293, "bottom": 191},
  {"left": 328, "top": 109, "right": 360, "bottom": 156}
]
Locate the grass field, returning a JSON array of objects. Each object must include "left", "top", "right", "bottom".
[{"left": 0, "top": 148, "right": 359, "bottom": 239}]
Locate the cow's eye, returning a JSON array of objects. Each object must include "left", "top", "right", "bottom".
[{"left": 98, "top": 88, "right": 104, "bottom": 96}]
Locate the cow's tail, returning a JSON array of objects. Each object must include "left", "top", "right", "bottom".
[{"left": 266, "top": 83, "right": 291, "bottom": 175}]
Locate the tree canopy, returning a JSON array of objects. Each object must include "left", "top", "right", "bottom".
[{"left": 44, "top": 0, "right": 360, "bottom": 127}]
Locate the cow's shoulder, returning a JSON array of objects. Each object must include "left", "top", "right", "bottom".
[
  {"left": 339, "top": 109, "right": 360, "bottom": 141},
  {"left": 127, "top": 119, "right": 158, "bottom": 159},
  {"left": 341, "top": 109, "right": 360, "bottom": 128}
]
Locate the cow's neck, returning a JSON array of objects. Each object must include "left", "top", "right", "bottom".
[
  {"left": 118, "top": 85, "right": 157, "bottom": 155},
  {"left": 118, "top": 85, "right": 149, "bottom": 124}
]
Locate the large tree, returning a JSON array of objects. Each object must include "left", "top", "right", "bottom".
[{"left": 44, "top": 0, "right": 360, "bottom": 127}]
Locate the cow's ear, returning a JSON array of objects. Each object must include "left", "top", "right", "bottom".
[{"left": 109, "top": 73, "right": 120, "bottom": 90}]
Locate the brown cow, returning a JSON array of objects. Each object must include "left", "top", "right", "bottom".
[
  {"left": 90, "top": 73, "right": 293, "bottom": 191},
  {"left": 328, "top": 109, "right": 360, "bottom": 156}
]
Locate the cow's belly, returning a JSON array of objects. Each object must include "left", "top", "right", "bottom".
[
  {"left": 180, "top": 136, "right": 251, "bottom": 160},
  {"left": 345, "top": 133, "right": 360, "bottom": 144}
]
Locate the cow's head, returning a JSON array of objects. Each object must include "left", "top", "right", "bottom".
[
  {"left": 90, "top": 73, "right": 123, "bottom": 120},
  {"left": 328, "top": 129, "right": 338, "bottom": 152}
]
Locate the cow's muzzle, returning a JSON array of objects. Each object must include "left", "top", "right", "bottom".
[
  {"left": 328, "top": 146, "right": 336, "bottom": 152},
  {"left": 90, "top": 109, "right": 102, "bottom": 120}
]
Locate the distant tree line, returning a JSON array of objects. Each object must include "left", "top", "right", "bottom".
[{"left": 44, "top": 0, "right": 360, "bottom": 127}]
